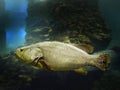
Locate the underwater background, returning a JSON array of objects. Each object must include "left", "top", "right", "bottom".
[{"left": 0, "top": 0, "right": 120, "bottom": 90}]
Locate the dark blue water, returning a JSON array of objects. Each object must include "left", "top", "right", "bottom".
[{"left": 99, "top": 0, "right": 120, "bottom": 48}]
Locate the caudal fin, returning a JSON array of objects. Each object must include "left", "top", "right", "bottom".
[{"left": 95, "top": 54, "right": 110, "bottom": 71}]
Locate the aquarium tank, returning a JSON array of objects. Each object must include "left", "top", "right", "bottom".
[{"left": 0, "top": 0, "right": 120, "bottom": 90}]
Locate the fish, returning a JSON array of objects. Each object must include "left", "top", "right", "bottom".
[{"left": 15, "top": 41, "right": 110, "bottom": 75}]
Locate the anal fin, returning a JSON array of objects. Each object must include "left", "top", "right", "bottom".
[{"left": 74, "top": 68, "right": 88, "bottom": 75}]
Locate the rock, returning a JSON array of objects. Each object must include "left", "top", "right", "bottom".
[
  {"left": 0, "top": 52, "right": 39, "bottom": 89},
  {"left": 26, "top": 0, "right": 111, "bottom": 52}
]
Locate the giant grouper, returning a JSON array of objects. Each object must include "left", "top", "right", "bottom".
[{"left": 15, "top": 41, "right": 110, "bottom": 75}]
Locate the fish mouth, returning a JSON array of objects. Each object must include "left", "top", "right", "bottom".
[
  {"left": 15, "top": 53, "right": 21, "bottom": 60},
  {"left": 15, "top": 50, "right": 23, "bottom": 60},
  {"left": 15, "top": 52, "right": 19, "bottom": 58},
  {"left": 15, "top": 51, "right": 19, "bottom": 57}
]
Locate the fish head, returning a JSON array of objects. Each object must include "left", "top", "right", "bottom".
[{"left": 15, "top": 46, "right": 43, "bottom": 64}]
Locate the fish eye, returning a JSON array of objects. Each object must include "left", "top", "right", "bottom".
[{"left": 20, "top": 49, "right": 24, "bottom": 52}]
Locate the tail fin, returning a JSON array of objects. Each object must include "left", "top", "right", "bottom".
[{"left": 95, "top": 54, "right": 110, "bottom": 71}]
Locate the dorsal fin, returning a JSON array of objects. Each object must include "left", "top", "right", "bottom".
[{"left": 73, "top": 44, "right": 94, "bottom": 53}]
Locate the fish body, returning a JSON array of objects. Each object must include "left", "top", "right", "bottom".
[{"left": 16, "top": 41, "right": 110, "bottom": 74}]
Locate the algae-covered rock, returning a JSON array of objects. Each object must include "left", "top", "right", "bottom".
[
  {"left": 0, "top": 53, "right": 39, "bottom": 90},
  {"left": 26, "top": 0, "right": 111, "bottom": 51}
]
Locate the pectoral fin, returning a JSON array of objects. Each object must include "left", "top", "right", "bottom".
[
  {"left": 74, "top": 68, "right": 88, "bottom": 75},
  {"left": 39, "top": 60, "right": 51, "bottom": 70}
]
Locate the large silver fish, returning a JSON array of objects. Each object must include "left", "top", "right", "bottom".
[{"left": 15, "top": 41, "right": 110, "bottom": 75}]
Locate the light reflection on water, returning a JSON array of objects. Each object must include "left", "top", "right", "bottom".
[
  {"left": 4, "top": 0, "right": 27, "bottom": 49},
  {"left": 6, "top": 27, "right": 26, "bottom": 49}
]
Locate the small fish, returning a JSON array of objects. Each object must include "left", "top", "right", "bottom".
[
  {"left": 32, "top": 29, "right": 42, "bottom": 33},
  {"left": 48, "top": 29, "right": 52, "bottom": 32},
  {"left": 15, "top": 41, "right": 110, "bottom": 75},
  {"left": 44, "top": 34, "right": 49, "bottom": 37}
]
